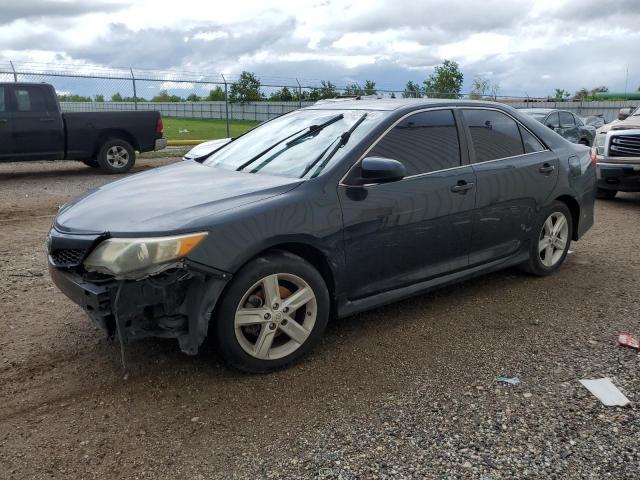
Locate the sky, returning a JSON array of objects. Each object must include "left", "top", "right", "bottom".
[{"left": 1, "top": 0, "right": 639, "bottom": 97}]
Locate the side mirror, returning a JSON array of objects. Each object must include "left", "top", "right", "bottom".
[{"left": 360, "top": 157, "right": 406, "bottom": 184}]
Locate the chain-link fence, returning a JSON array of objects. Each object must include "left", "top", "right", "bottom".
[{"left": 1, "top": 61, "right": 635, "bottom": 128}]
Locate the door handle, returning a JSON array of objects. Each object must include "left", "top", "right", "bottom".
[
  {"left": 39, "top": 118, "right": 54, "bottom": 122},
  {"left": 450, "top": 181, "right": 474, "bottom": 194},
  {"left": 539, "top": 164, "right": 555, "bottom": 174}
]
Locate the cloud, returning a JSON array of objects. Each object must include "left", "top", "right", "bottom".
[{"left": 0, "top": 1, "right": 124, "bottom": 25}]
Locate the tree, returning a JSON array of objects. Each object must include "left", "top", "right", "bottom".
[
  {"left": 57, "top": 93, "right": 92, "bottom": 102},
  {"left": 269, "top": 86, "right": 295, "bottom": 101},
  {"left": 590, "top": 85, "right": 608, "bottom": 96},
  {"left": 390, "top": 92, "right": 396, "bottom": 99},
  {"left": 94, "top": 94, "right": 104, "bottom": 102},
  {"left": 553, "top": 88, "right": 571, "bottom": 100},
  {"left": 152, "top": 90, "right": 182, "bottom": 102},
  {"left": 423, "top": 59, "right": 463, "bottom": 99},
  {"left": 229, "top": 71, "right": 261, "bottom": 103},
  {"left": 469, "top": 76, "right": 489, "bottom": 99},
  {"left": 186, "top": 93, "right": 201, "bottom": 102},
  {"left": 573, "top": 88, "right": 589, "bottom": 100},
  {"left": 402, "top": 81, "right": 422, "bottom": 98},
  {"left": 206, "top": 86, "right": 225, "bottom": 101},
  {"left": 363, "top": 80, "right": 377, "bottom": 95},
  {"left": 318, "top": 80, "right": 337, "bottom": 99},
  {"left": 111, "top": 92, "right": 123, "bottom": 102},
  {"left": 344, "top": 83, "right": 364, "bottom": 96}
]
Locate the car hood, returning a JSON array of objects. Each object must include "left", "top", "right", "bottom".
[
  {"left": 598, "top": 117, "right": 640, "bottom": 133},
  {"left": 55, "top": 161, "right": 303, "bottom": 235}
]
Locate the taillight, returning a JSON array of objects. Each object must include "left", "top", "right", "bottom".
[
  {"left": 156, "top": 117, "right": 164, "bottom": 135},
  {"left": 590, "top": 147, "right": 597, "bottom": 166}
]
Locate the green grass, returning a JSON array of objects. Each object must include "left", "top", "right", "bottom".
[{"left": 162, "top": 117, "right": 260, "bottom": 140}]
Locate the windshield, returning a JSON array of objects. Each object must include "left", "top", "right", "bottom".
[
  {"left": 203, "top": 109, "right": 382, "bottom": 178},
  {"left": 526, "top": 111, "right": 548, "bottom": 122}
]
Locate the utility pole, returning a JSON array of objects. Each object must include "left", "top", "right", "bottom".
[
  {"left": 130, "top": 67, "right": 138, "bottom": 110},
  {"left": 10, "top": 61, "right": 17, "bottom": 82},
  {"left": 221, "top": 74, "right": 230, "bottom": 138},
  {"left": 296, "top": 78, "right": 302, "bottom": 108}
]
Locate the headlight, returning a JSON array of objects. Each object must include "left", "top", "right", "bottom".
[
  {"left": 84, "top": 232, "right": 207, "bottom": 279},
  {"left": 594, "top": 133, "right": 607, "bottom": 155}
]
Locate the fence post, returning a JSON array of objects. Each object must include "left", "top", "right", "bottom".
[
  {"left": 296, "top": 78, "right": 302, "bottom": 108},
  {"left": 130, "top": 68, "right": 138, "bottom": 111},
  {"left": 221, "top": 74, "right": 230, "bottom": 138},
  {"left": 9, "top": 61, "right": 17, "bottom": 82}
]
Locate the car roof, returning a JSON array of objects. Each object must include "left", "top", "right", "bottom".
[
  {"left": 519, "top": 108, "right": 574, "bottom": 115},
  {"left": 303, "top": 98, "right": 518, "bottom": 113}
]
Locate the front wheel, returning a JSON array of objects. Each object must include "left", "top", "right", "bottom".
[
  {"left": 96, "top": 138, "right": 135, "bottom": 174},
  {"left": 213, "top": 251, "right": 330, "bottom": 373},
  {"left": 521, "top": 201, "right": 572, "bottom": 276}
]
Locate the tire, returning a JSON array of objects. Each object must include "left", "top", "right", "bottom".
[
  {"left": 521, "top": 201, "right": 573, "bottom": 276},
  {"left": 596, "top": 188, "right": 617, "bottom": 200},
  {"left": 579, "top": 138, "right": 590, "bottom": 146},
  {"left": 96, "top": 138, "right": 135, "bottom": 174},
  {"left": 213, "top": 251, "right": 330, "bottom": 373},
  {"left": 82, "top": 159, "right": 99, "bottom": 168}
]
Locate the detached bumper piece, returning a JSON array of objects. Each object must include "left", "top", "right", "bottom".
[
  {"left": 597, "top": 163, "right": 640, "bottom": 192},
  {"left": 49, "top": 264, "right": 229, "bottom": 355}
]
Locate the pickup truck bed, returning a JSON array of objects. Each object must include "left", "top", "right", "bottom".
[{"left": 0, "top": 82, "right": 166, "bottom": 173}]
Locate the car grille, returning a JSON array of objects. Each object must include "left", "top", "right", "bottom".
[
  {"left": 51, "top": 248, "right": 86, "bottom": 267},
  {"left": 609, "top": 134, "right": 640, "bottom": 157}
]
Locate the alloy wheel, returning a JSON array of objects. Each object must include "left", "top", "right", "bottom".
[
  {"left": 538, "top": 211, "right": 569, "bottom": 268},
  {"left": 106, "top": 145, "right": 130, "bottom": 168},
  {"left": 234, "top": 273, "right": 317, "bottom": 360}
]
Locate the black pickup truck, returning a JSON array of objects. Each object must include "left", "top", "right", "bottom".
[{"left": 0, "top": 82, "right": 167, "bottom": 173}]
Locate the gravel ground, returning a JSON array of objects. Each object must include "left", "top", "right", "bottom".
[{"left": 0, "top": 158, "right": 639, "bottom": 479}]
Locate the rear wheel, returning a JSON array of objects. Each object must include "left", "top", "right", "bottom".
[
  {"left": 213, "top": 251, "right": 330, "bottom": 373},
  {"left": 96, "top": 138, "right": 135, "bottom": 174},
  {"left": 521, "top": 201, "right": 572, "bottom": 276},
  {"left": 596, "top": 188, "right": 617, "bottom": 200}
]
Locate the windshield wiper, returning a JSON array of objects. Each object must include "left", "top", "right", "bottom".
[
  {"left": 301, "top": 113, "right": 368, "bottom": 178},
  {"left": 236, "top": 113, "right": 344, "bottom": 172}
]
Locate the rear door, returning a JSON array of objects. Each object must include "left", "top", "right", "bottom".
[
  {"left": 11, "top": 84, "right": 64, "bottom": 160},
  {"left": 339, "top": 108, "right": 476, "bottom": 299},
  {"left": 0, "top": 85, "right": 12, "bottom": 160},
  {"left": 461, "top": 108, "right": 559, "bottom": 265}
]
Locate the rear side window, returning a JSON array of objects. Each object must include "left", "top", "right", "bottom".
[
  {"left": 520, "top": 126, "right": 545, "bottom": 153},
  {"left": 14, "top": 86, "right": 55, "bottom": 113},
  {"left": 559, "top": 112, "right": 575, "bottom": 127},
  {"left": 545, "top": 112, "right": 560, "bottom": 128},
  {"left": 368, "top": 109, "right": 460, "bottom": 176},
  {"left": 462, "top": 109, "right": 524, "bottom": 162},
  {"left": 0, "top": 87, "right": 5, "bottom": 112}
]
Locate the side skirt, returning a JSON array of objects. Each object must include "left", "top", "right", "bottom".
[{"left": 337, "top": 252, "right": 530, "bottom": 318}]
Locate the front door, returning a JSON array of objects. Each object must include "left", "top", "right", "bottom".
[
  {"left": 460, "top": 108, "right": 560, "bottom": 265},
  {"left": 338, "top": 109, "right": 476, "bottom": 300},
  {"left": 11, "top": 84, "right": 64, "bottom": 160}
]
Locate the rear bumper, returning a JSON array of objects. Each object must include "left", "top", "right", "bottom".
[
  {"left": 154, "top": 137, "right": 168, "bottom": 151},
  {"left": 596, "top": 162, "right": 640, "bottom": 192}
]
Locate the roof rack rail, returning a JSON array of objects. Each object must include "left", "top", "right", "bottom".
[{"left": 314, "top": 94, "right": 383, "bottom": 105}]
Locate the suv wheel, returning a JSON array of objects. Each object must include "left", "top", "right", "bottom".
[
  {"left": 521, "top": 201, "right": 572, "bottom": 276},
  {"left": 96, "top": 138, "right": 135, "bottom": 174},
  {"left": 213, "top": 251, "right": 329, "bottom": 373}
]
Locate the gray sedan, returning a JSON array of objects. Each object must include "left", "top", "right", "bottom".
[{"left": 521, "top": 108, "right": 595, "bottom": 146}]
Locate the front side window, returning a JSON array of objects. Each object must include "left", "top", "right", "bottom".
[
  {"left": 367, "top": 109, "right": 460, "bottom": 176},
  {"left": 14, "top": 86, "right": 54, "bottom": 113},
  {"left": 462, "top": 109, "right": 524, "bottom": 162},
  {"left": 559, "top": 112, "right": 575, "bottom": 127},
  {"left": 545, "top": 112, "right": 560, "bottom": 128}
]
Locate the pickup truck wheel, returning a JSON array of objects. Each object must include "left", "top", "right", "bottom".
[
  {"left": 213, "top": 251, "right": 330, "bottom": 373},
  {"left": 96, "top": 139, "right": 135, "bottom": 174},
  {"left": 82, "top": 159, "right": 99, "bottom": 168},
  {"left": 596, "top": 188, "right": 617, "bottom": 200}
]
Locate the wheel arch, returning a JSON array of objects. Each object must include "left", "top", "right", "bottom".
[
  {"left": 554, "top": 194, "right": 580, "bottom": 241},
  {"left": 94, "top": 129, "right": 139, "bottom": 157}
]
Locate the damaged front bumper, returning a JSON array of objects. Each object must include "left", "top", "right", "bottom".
[{"left": 48, "top": 262, "right": 230, "bottom": 355}]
